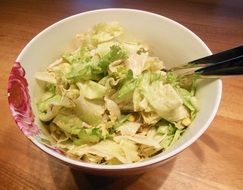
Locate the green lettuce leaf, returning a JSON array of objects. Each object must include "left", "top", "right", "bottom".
[
  {"left": 77, "top": 81, "right": 106, "bottom": 99},
  {"left": 92, "top": 22, "right": 123, "bottom": 44},
  {"left": 98, "top": 45, "right": 128, "bottom": 71},
  {"left": 177, "top": 88, "right": 198, "bottom": 110},
  {"left": 74, "top": 95, "right": 105, "bottom": 126},
  {"left": 37, "top": 95, "right": 75, "bottom": 122},
  {"left": 178, "top": 73, "right": 200, "bottom": 93},
  {"left": 142, "top": 82, "right": 184, "bottom": 121},
  {"left": 96, "top": 41, "right": 119, "bottom": 57},
  {"left": 113, "top": 114, "right": 130, "bottom": 129},
  {"left": 62, "top": 47, "right": 91, "bottom": 65},
  {"left": 66, "top": 62, "right": 102, "bottom": 81},
  {"left": 66, "top": 45, "right": 128, "bottom": 82},
  {"left": 156, "top": 120, "right": 177, "bottom": 135},
  {"left": 74, "top": 128, "right": 102, "bottom": 145},
  {"left": 53, "top": 109, "right": 83, "bottom": 135},
  {"left": 116, "top": 79, "right": 137, "bottom": 102},
  {"left": 154, "top": 120, "right": 184, "bottom": 149},
  {"left": 166, "top": 72, "right": 179, "bottom": 87},
  {"left": 169, "top": 129, "right": 183, "bottom": 147},
  {"left": 132, "top": 72, "right": 184, "bottom": 122}
]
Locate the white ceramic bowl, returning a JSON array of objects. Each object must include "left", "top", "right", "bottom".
[{"left": 8, "top": 9, "right": 222, "bottom": 175}]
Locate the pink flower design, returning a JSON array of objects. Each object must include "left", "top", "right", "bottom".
[
  {"left": 46, "top": 145, "right": 65, "bottom": 155},
  {"left": 8, "top": 62, "right": 39, "bottom": 136}
]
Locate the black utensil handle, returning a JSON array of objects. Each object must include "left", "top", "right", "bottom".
[
  {"left": 195, "top": 55, "right": 243, "bottom": 76},
  {"left": 189, "top": 45, "right": 243, "bottom": 65}
]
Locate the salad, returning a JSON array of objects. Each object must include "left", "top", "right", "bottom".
[{"left": 35, "top": 22, "right": 198, "bottom": 165}]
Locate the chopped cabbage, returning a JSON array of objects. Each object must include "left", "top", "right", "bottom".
[
  {"left": 35, "top": 22, "right": 199, "bottom": 165},
  {"left": 116, "top": 122, "right": 141, "bottom": 136},
  {"left": 77, "top": 81, "right": 106, "bottom": 100}
]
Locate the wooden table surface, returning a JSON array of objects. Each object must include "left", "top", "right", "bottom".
[{"left": 1, "top": 0, "right": 243, "bottom": 189}]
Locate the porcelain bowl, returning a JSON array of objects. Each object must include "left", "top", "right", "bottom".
[{"left": 8, "top": 9, "right": 222, "bottom": 175}]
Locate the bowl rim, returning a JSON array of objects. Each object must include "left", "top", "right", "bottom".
[{"left": 14, "top": 8, "right": 222, "bottom": 170}]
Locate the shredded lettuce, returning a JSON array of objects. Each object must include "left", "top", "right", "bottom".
[
  {"left": 74, "top": 128, "right": 102, "bottom": 145},
  {"left": 126, "top": 51, "right": 148, "bottom": 77},
  {"left": 37, "top": 95, "right": 75, "bottom": 122},
  {"left": 53, "top": 109, "right": 83, "bottom": 135},
  {"left": 92, "top": 22, "right": 123, "bottom": 44},
  {"left": 74, "top": 95, "right": 105, "bottom": 126},
  {"left": 35, "top": 22, "right": 199, "bottom": 165},
  {"left": 66, "top": 45, "right": 128, "bottom": 82},
  {"left": 116, "top": 122, "right": 141, "bottom": 136},
  {"left": 77, "top": 81, "right": 106, "bottom": 100},
  {"left": 63, "top": 47, "right": 91, "bottom": 65},
  {"left": 104, "top": 97, "right": 121, "bottom": 121}
]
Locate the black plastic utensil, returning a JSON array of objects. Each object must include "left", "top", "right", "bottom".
[
  {"left": 167, "top": 45, "right": 243, "bottom": 77},
  {"left": 195, "top": 55, "right": 243, "bottom": 76}
]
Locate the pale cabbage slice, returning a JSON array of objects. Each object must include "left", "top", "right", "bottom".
[
  {"left": 144, "top": 56, "right": 164, "bottom": 72},
  {"left": 74, "top": 95, "right": 105, "bottom": 126},
  {"left": 114, "top": 135, "right": 161, "bottom": 149},
  {"left": 116, "top": 122, "right": 141, "bottom": 136},
  {"left": 67, "top": 140, "right": 128, "bottom": 163},
  {"left": 37, "top": 95, "right": 75, "bottom": 122},
  {"left": 92, "top": 22, "right": 123, "bottom": 43},
  {"left": 96, "top": 41, "right": 120, "bottom": 57},
  {"left": 125, "top": 52, "right": 148, "bottom": 77},
  {"left": 142, "top": 82, "right": 184, "bottom": 121},
  {"left": 52, "top": 110, "right": 83, "bottom": 135},
  {"left": 104, "top": 97, "right": 121, "bottom": 120},
  {"left": 35, "top": 71, "right": 56, "bottom": 84},
  {"left": 77, "top": 81, "right": 106, "bottom": 100},
  {"left": 141, "top": 111, "right": 161, "bottom": 125},
  {"left": 119, "top": 140, "right": 140, "bottom": 163}
]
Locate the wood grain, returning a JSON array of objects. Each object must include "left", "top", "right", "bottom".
[{"left": 0, "top": 0, "right": 243, "bottom": 189}]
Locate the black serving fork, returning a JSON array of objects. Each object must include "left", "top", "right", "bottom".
[{"left": 168, "top": 45, "right": 243, "bottom": 77}]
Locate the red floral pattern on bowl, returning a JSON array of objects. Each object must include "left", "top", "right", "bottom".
[{"left": 8, "top": 62, "right": 40, "bottom": 137}]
